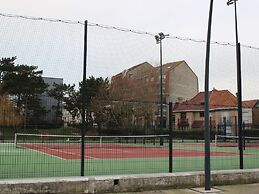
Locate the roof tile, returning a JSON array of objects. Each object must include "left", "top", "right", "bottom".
[{"left": 174, "top": 89, "right": 239, "bottom": 111}]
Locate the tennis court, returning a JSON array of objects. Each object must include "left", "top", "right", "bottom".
[
  {"left": 1, "top": 134, "right": 259, "bottom": 179},
  {"left": 16, "top": 142, "right": 241, "bottom": 160}
]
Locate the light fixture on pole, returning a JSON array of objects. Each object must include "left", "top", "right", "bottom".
[
  {"left": 155, "top": 32, "right": 169, "bottom": 145},
  {"left": 227, "top": 0, "right": 239, "bottom": 44},
  {"left": 227, "top": 0, "right": 243, "bottom": 169}
]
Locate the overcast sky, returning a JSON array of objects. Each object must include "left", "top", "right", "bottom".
[
  {"left": 0, "top": 0, "right": 259, "bottom": 100},
  {"left": 2, "top": 0, "right": 259, "bottom": 45}
]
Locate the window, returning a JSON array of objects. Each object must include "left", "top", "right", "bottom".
[
  {"left": 180, "top": 112, "right": 186, "bottom": 119},
  {"left": 200, "top": 112, "right": 204, "bottom": 117}
]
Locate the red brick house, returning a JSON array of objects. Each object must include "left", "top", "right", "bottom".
[{"left": 111, "top": 60, "right": 198, "bottom": 128}]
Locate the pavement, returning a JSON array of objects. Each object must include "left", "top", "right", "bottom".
[{"left": 109, "top": 183, "right": 259, "bottom": 194}]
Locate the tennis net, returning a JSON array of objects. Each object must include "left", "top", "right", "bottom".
[
  {"left": 215, "top": 135, "right": 259, "bottom": 148},
  {"left": 14, "top": 133, "right": 170, "bottom": 150}
]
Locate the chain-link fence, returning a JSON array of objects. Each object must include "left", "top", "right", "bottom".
[{"left": 0, "top": 13, "right": 259, "bottom": 179}]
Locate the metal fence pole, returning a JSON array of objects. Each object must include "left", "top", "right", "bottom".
[
  {"left": 237, "top": 43, "right": 243, "bottom": 169},
  {"left": 227, "top": 0, "right": 243, "bottom": 170},
  {"left": 204, "top": 0, "right": 214, "bottom": 190},
  {"left": 243, "top": 122, "right": 246, "bottom": 150},
  {"left": 159, "top": 39, "right": 164, "bottom": 146},
  {"left": 169, "top": 102, "right": 173, "bottom": 173},
  {"left": 235, "top": 116, "right": 237, "bottom": 136},
  {"left": 81, "top": 20, "right": 88, "bottom": 176}
]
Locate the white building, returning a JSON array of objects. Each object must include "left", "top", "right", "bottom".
[{"left": 40, "top": 77, "right": 63, "bottom": 124}]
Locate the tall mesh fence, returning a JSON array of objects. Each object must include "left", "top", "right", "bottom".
[{"left": 0, "top": 13, "right": 259, "bottom": 179}]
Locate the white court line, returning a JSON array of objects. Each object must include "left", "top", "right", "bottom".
[
  {"left": 40, "top": 145, "right": 100, "bottom": 160},
  {"left": 44, "top": 147, "right": 98, "bottom": 160},
  {"left": 17, "top": 145, "right": 66, "bottom": 160},
  {"left": 99, "top": 144, "right": 157, "bottom": 153},
  {"left": 101, "top": 148, "right": 134, "bottom": 153},
  {"left": 1, "top": 143, "right": 98, "bottom": 160},
  {"left": 1, "top": 143, "right": 65, "bottom": 159}
]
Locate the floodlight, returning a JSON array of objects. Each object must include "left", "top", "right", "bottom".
[
  {"left": 227, "top": 0, "right": 237, "bottom": 6},
  {"left": 155, "top": 35, "right": 160, "bottom": 44}
]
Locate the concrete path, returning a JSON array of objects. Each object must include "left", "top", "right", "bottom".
[{"left": 110, "top": 183, "right": 259, "bottom": 194}]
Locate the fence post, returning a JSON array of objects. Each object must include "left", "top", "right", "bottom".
[
  {"left": 204, "top": 0, "right": 214, "bottom": 190},
  {"left": 81, "top": 20, "right": 88, "bottom": 176},
  {"left": 169, "top": 102, "right": 173, "bottom": 173},
  {"left": 243, "top": 121, "right": 246, "bottom": 150},
  {"left": 237, "top": 43, "right": 243, "bottom": 169},
  {"left": 235, "top": 116, "right": 237, "bottom": 136},
  {"left": 210, "top": 116, "right": 212, "bottom": 142}
]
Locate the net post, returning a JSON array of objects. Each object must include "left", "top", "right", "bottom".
[
  {"left": 100, "top": 136, "right": 102, "bottom": 148},
  {"left": 14, "top": 133, "right": 17, "bottom": 146},
  {"left": 169, "top": 102, "right": 173, "bottom": 173}
]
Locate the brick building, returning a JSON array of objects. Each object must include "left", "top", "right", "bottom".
[{"left": 111, "top": 60, "right": 198, "bottom": 128}]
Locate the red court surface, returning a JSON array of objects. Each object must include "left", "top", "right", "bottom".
[
  {"left": 22, "top": 144, "right": 241, "bottom": 160},
  {"left": 182, "top": 143, "right": 259, "bottom": 148}
]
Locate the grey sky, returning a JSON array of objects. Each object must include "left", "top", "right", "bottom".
[
  {"left": 0, "top": 0, "right": 259, "bottom": 100},
  {"left": 2, "top": 0, "right": 259, "bottom": 45}
]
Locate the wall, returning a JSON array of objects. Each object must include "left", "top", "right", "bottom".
[
  {"left": 168, "top": 61, "right": 198, "bottom": 104},
  {"left": 242, "top": 108, "right": 253, "bottom": 125},
  {"left": 253, "top": 108, "right": 259, "bottom": 126},
  {"left": 40, "top": 77, "right": 63, "bottom": 123},
  {"left": 2, "top": 169, "right": 259, "bottom": 194}
]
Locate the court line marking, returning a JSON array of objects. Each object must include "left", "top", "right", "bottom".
[
  {"left": 44, "top": 147, "right": 98, "bottom": 160},
  {"left": 16, "top": 145, "right": 66, "bottom": 160}
]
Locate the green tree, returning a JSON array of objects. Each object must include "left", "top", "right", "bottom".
[
  {"left": 47, "top": 77, "right": 108, "bottom": 126},
  {"left": 46, "top": 76, "right": 136, "bottom": 134},
  {"left": 91, "top": 78, "right": 137, "bottom": 134},
  {"left": 0, "top": 57, "right": 16, "bottom": 84},
  {"left": 0, "top": 57, "right": 48, "bottom": 128},
  {"left": 90, "top": 78, "right": 111, "bottom": 133},
  {"left": 0, "top": 95, "right": 22, "bottom": 127},
  {"left": 64, "top": 88, "right": 80, "bottom": 123},
  {"left": 48, "top": 83, "right": 75, "bottom": 124},
  {"left": 80, "top": 76, "right": 110, "bottom": 127}
]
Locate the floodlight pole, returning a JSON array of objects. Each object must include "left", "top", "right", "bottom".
[
  {"left": 227, "top": 0, "right": 243, "bottom": 169},
  {"left": 204, "top": 0, "right": 214, "bottom": 191},
  {"left": 155, "top": 32, "right": 169, "bottom": 145}
]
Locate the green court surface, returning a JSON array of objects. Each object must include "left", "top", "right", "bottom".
[{"left": 1, "top": 141, "right": 259, "bottom": 179}]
